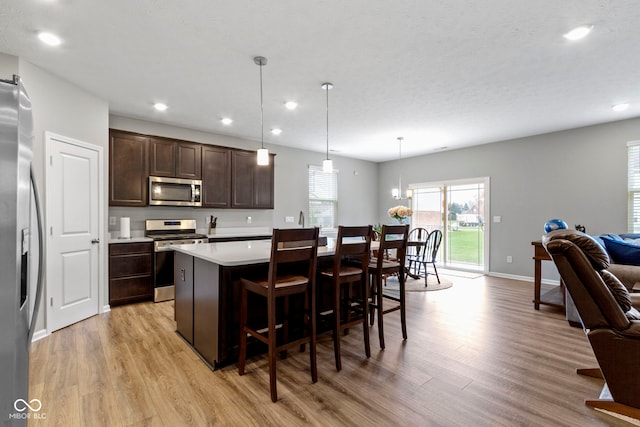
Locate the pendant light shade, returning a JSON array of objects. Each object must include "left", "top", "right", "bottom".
[
  {"left": 322, "top": 82, "right": 333, "bottom": 173},
  {"left": 254, "top": 56, "right": 269, "bottom": 166},
  {"left": 392, "top": 137, "right": 412, "bottom": 200},
  {"left": 257, "top": 148, "right": 269, "bottom": 165}
]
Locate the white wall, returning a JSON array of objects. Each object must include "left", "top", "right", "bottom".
[
  {"left": 17, "top": 59, "right": 109, "bottom": 333},
  {"left": 0, "top": 52, "right": 18, "bottom": 78},
  {"left": 379, "top": 118, "right": 640, "bottom": 281},
  {"left": 109, "top": 115, "right": 379, "bottom": 233}
]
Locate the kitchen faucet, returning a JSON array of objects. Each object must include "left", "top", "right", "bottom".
[{"left": 298, "top": 211, "right": 305, "bottom": 228}]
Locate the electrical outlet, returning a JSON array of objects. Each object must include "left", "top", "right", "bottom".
[
  {"left": 247, "top": 216, "right": 252, "bottom": 224},
  {"left": 493, "top": 216, "right": 501, "bottom": 223},
  {"left": 285, "top": 216, "right": 294, "bottom": 223},
  {"left": 109, "top": 216, "right": 116, "bottom": 226},
  {"left": 506, "top": 255, "right": 513, "bottom": 263}
]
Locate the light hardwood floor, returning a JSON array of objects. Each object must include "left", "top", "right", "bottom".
[{"left": 29, "top": 275, "right": 630, "bottom": 426}]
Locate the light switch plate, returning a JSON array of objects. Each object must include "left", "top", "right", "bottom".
[{"left": 493, "top": 216, "right": 501, "bottom": 223}]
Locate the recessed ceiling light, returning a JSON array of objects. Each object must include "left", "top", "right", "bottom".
[
  {"left": 38, "top": 31, "right": 62, "bottom": 46},
  {"left": 153, "top": 103, "right": 168, "bottom": 111},
  {"left": 563, "top": 25, "right": 593, "bottom": 41},
  {"left": 221, "top": 117, "right": 233, "bottom": 125},
  {"left": 612, "top": 103, "right": 630, "bottom": 112},
  {"left": 271, "top": 128, "right": 282, "bottom": 135},
  {"left": 284, "top": 101, "right": 298, "bottom": 110}
]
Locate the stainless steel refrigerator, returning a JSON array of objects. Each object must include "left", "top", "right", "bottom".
[{"left": 0, "top": 75, "right": 44, "bottom": 425}]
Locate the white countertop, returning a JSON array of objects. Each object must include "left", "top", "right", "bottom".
[
  {"left": 108, "top": 235, "right": 153, "bottom": 244},
  {"left": 204, "top": 227, "right": 272, "bottom": 239},
  {"left": 173, "top": 240, "right": 336, "bottom": 266}
]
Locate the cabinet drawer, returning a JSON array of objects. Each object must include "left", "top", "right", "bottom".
[
  {"left": 110, "top": 242, "right": 152, "bottom": 256},
  {"left": 110, "top": 276, "right": 152, "bottom": 305},
  {"left": 110, "top": 253, "right": 152, "bottom": 278}
]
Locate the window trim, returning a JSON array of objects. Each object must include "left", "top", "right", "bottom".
[{"left": 308, "top": 164, "right": 338, "bottom": 229}]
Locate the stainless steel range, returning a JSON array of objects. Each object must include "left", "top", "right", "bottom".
[{"left": 145, "top": 219, "right": 207, "bottom": 302}]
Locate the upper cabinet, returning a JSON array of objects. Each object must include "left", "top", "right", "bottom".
[
  {"left": 202, "top": 145, "right": 231, "bottom": 208},
  {"left": 109, "top": 129, "right": 273, "bottom": 209},
  {"left": 109, "top": 130, "right": 149, "bottom": 207},
  {"left": 231, "top": 150, "right": 274, "bottom": 209},
  {"left": 149, "top": 138, "right": 202, "bottom": 179},
  {"left": 253, "top": 154, "right": 275, "bottom": 209}
]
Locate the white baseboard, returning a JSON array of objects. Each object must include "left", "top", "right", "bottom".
[
  {"left": 487, "top": 271, "right": 561, "bottom": 286},
  {"left": 31, "top": 328, "right": 49, "bottom": 343}
]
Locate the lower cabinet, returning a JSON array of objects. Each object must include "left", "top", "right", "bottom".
[
  {"left": 174, "top": 252, "right": 220, "bottom": 367},
  {"left": 109, "top": 242, "right": 153, "bottom": 306},
  {"left": 175, "top": 251, "right": 194, "bottom": 344}
]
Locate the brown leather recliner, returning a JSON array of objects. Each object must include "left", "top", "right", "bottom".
[{"left": 543, "top": 229, "right": 640, "bottom": 421}]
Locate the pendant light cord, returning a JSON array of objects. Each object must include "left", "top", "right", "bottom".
[
  {"left": 259, "top": 61, "right": 264, "bottom": 149},
  {"left": 325, "top": 85, "right": 329, "bottom": 160},
  {"left": 398, "top": 137, "right": 403, "bottom": 197}
]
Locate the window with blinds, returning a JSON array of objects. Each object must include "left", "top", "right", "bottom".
[
  {"left": 628, "top": 141, "right": 640, "bottom": 232},
  {"left": 308, "top": 165, "right": 337, "bottom": 228}
]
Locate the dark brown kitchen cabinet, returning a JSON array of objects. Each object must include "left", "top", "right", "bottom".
[
  {"left": 253, "top": 154, "right": 275, "bottom": 208},
  {"left": 231, "top": 150, "right": 254, "bottom": 208},
  {"left": 148, "top": 138, "right": 176, "bottom": 177},
  {"left": 149, "top": 139, "right": 202, "bottom": 179},
  {"left": 109, "top": 242, "right": 153, "bottom": 306},
  {"left": 109, "top": 130, "right": 149, "bottom": 207},
  {"left": 175, "top": 251, "right": 194, "bottom": 344},
  {"left": 109, "top": 129, "right": 273, "bottom": 209},
  {"left": 202, "top": 145, "right": 231, "bottom": 208},
  {"left": 231, "top": 150, "right": 274, "bottom": 209}
]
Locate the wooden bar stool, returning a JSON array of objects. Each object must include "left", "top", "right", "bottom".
[
  {"left": 368, "top": 224, "right": 409, "bottom": 349},
  {"left": 319, "top": 225, "right": 372, "bottom": 371},
  {"left": 237, "top": 227, "right": 319, "bottom": 402}
]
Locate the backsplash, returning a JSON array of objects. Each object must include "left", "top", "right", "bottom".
[{"left": 108, "top": 206, "right": 274, "bottom": 234}]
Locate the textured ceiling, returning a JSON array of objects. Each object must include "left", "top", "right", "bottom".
[{"left": 1, "top": 1, "right": 639, "bottom": 162}]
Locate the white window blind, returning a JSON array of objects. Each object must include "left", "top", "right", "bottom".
[
  {"left": 308, "top": 165, "right": 337, "bottom": 228},
  {"left": 628, "top": 142, "right": 640, "bottom": 232}
]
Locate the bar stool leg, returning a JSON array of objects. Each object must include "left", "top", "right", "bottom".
[
  {"left": 376, "top": 274, "right": 385, "bottom": 349},
  {"left": 333, "top": 280, "right": 342, "bottom": 371},
  {"left": 309, "top": 282, "right": 318, "bottom": 383},
  {"left": 268, "top": 294, "right": 278, "bottom": 402},
  {"left": 238, "top": 286, "right": 248, "bottom": 376},
  {"left": 399, "top": 271, "right": 407, "bottom": 340},
  {"left": 363, "top": 275, "right": 371, "bottom": 358}
]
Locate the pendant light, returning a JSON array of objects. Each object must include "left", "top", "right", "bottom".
[
  {"left": 392, "top": 137, "right": 413, "bottom": 200},
  {"left": 321, "top": 82, "right": 334, "bottom": 173},
  {"left": 254, "top": 56, "right": 269, "bottom": 166}
]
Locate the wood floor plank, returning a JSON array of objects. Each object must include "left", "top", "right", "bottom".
[{"left": 29, "top": 274, "right": 634, "bottom": 426}]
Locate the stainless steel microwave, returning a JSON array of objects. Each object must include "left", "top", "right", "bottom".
[{"left": 148, "top": 176, "right": 202, "bottom": 207}]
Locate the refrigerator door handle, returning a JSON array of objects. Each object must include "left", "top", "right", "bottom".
[{"left": 27, "top": 165, "right": 45, "bottom": 345}]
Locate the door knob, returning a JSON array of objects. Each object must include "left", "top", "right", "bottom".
[{"left": 91, "top": 238, "right": 100, "bottom": 244}]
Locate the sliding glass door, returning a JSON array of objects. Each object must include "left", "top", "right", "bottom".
[{"left": 410, "top": 178, "right": 489, "bottom": 272}]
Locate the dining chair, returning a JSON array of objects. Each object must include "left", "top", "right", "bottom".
[
  {"left": 368, "top": 224, "right": 409, "bottom": 349},
  {"left": 406, "top": 227, "right": 428, "bottom": 277},
  {"left": 237, "top": 227, "right": 319, "bottom": 402},
  {"left": 421, "top": 229, "right": 443, "bottom": 285},
  {"left": 319, "top": 225, "right": 372, "bottom": 371}
]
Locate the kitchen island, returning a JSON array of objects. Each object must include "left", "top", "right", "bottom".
[{"left": 172, "top": 240, "right": 336, "bottom": 369}]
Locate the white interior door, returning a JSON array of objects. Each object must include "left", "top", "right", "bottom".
[{"left": 46, "top": 133, "right": 102, "bottom": 331}]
